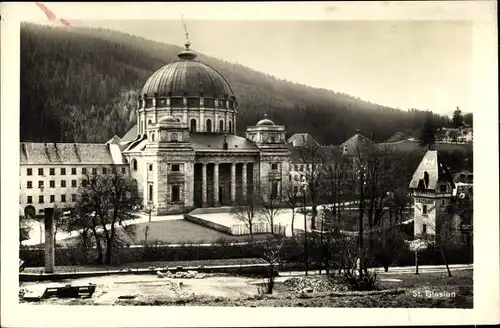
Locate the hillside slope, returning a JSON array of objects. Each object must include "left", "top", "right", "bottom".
[{"left": 20, "top": 23, "right": 451, "bottom": 144}]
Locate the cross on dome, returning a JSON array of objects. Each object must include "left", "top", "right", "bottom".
[{"left": 177, "top": 14, "right": 197, "bottom": 60}]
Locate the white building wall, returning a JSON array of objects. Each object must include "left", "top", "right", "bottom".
[{"left": 19, "top": 163, "right": 129, "bottom": 217}]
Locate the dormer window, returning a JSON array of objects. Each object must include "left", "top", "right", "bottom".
[
  {"left": 423, "top": 171, "right": 430, "bottom": 189},
  {"left": 439, "top": 184, "right": 447, "bottom": 193}
]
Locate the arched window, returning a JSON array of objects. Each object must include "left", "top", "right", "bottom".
[
  {"left": 219, "top": 120, "right": 224, "bottom": 132},
  {"left": 206, "top": 119, "right": 212, "bottom": 132},
  {"left": 149, "top": 164, "right": 153, "bottom": 172},
  {"left": 24, "top": 205, "right": 36, "bottom": 219},
  {"left": 148, "top": 119, "right": 153, "bottom": 125},
  {"left": 190, "top": 119, "right": 197, "bottom": 132},
  {"left": 148, "top": 184, "right": 153, "bottom": 201},
  {"left": 228, "top": 121, "right": 232, "bottom": 134},
  {"left": 131, "top": 159, "right": 137, "bottom": 171}
]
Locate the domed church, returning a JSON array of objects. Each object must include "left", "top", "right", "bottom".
[
  {"left": 19, "top": 36, "right": 290, "bottom": 217},
  {"left": 110, "top": 38, "right": 291, "bottom": 214}
]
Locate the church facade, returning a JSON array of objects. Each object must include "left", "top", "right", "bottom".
[{"left": 19, "top": 39, "right": 291, "bottom": 217}]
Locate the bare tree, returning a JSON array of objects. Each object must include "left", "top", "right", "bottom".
[
  {"left": 349, "top": 141, "right": 370, "bottom": 276},
  {"left": 322, "top": 147, "right": 349, "bottom": 230},
  {"left": 261, "top": 236, "right": 285, "bottom": 294},
  {"left": 386, "top": 187, "right": 411, "bottom": 224},
  {"left": 68, "top": 167, "right": 141, "bottom": 264},
  {"left": 259, "top": 183, "right": 284, "bottom": 235},
  {"left": 230, "top": 191, "right": 262, "bottom": 241},
  {"left": 295, "top": 135, "right": 327, "bottom": 230},
  {"left": 364, "top": 145, "right": 401, "bottom": 233},
  {"left": 420, "top": 195, "right": 473, "bottom": 277},
  {"left": 367, "top": 223, "right": 409, "bottom": 272},
  {"left": 282, "top": 181, "right": 301, "bottom": 237}
]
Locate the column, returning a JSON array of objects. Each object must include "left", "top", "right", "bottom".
[
  {"left": 253, "top": 162, "right": 259, "bottom": 196},
  {"left": 200, "top": 110, "right": 205, "bottom": 132},
  {"left": 202, "top": 163, "right": 207, "bottom": 207},
  {"left": 44, "top": 208, "right": 55, "bottom": 273},
  {"left": 231, "top": 162, "right": 236, "bottom": 203},
  {"left": 213, "top": 163, "right": 219, "bottom": 206},
  {"left": 242, "top": 163, "right": 247, "bottom": 201}
]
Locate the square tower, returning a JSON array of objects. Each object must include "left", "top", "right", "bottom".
[{"left": 408, "top": 150, "right": 457, "bottom": 240}]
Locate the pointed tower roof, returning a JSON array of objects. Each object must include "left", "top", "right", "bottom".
[{"left": 409, "top": 150, "right": 456, "bottom": 191}]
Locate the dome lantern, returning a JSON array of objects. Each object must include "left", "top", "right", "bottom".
[
  {"left": 177, "top": 15, "right": 198, "bottom": 61},
  {"left": 256, "top": 113, "right": 275, "bottom": 126}
]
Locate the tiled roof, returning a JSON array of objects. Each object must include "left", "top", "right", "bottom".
[
  {"left": 340, "top": 132, "right": 375, "bottom": 156},
  {"left": 287, "top": 133, "right": 319, "bottom": 147},
  {"left": 121, "top": 125, "right": 138, "bottom": 142},
  {"left": 109, "top": 144, "right": 127, "bottom": 164},
  {"left": 408, "top": 150, "right": 455, "bottom": 191},
  {"left": 288, "top": 144, "right": 341, "bottom": 162},
  {"left": 191, "top": 133, "right": 258, "bottom": 151},
  {"left": 20, "top": 142, "right": 116, "bottom": 165}
]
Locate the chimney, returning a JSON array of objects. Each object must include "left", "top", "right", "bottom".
[{"left": 355, "top": 129, "right": 360, "bottom": 135}]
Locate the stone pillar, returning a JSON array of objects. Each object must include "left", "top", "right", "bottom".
[
  {"left": 202, "top": 163, "right": 207, "bottom": 207},
  {"left": 213, "top": 163, "right": 219, "bottom": 206},
  {"left": 242, "top": 163, "right": 247, "bottom": 201},
  {"left": 231, "top": 162, "right": 236, "bottom": 203},
  {"left": 44, "top": 208, "right": 55, "bottom": 273},
  {"left": 200, "top": 110, "right": 205, "bottom": 132}
]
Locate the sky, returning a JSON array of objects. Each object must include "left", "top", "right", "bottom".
[
  {"left": 83, "top": 19, "right": 473, "bottom": 115},
  {"left": 17, "top": 3, "right": 475, "bottom": 115}
]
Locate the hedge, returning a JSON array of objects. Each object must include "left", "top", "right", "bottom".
[{"left": 19, "top": 238, "right": 472, "bottom": 269}]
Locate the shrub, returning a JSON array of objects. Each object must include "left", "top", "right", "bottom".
[{"left": 330, "top": 269, "right": 379, "bottom": 291}]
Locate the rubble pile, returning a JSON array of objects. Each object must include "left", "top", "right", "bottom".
[
  {"left": 156, "top": 270, "right": 208, "bottom": 279},
  {"left": 283, "top": 277, "right": 347, "bottom": 294}
]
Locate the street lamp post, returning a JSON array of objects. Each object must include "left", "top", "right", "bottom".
[{"left": 301, "top": 178, "right": 308, "bottom": 276}]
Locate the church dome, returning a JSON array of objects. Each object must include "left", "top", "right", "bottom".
[
  {"left": 141, "top": 41, "right": 235, "bottom": 99},
  {"left": 256, "top": 118, "right": 275, "bottom": 126}
]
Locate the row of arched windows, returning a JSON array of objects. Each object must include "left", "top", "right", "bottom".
[
  {"left": 140, "top": 117, "right": 233, "bottom": 139},
  {"left": 189, "top": 118, "right": 232, "bottom": 133}
]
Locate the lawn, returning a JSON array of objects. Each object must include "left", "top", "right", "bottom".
[
  {"left": 54, "top": 219, "right": 276, "bottom": 247},
  {"left": 329, "top": 210, "right": 412, "bottom": 232}
]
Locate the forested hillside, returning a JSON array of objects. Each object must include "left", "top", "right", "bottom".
[{"left": 20, "top": 23, "right": 452, "bottom": 144}]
